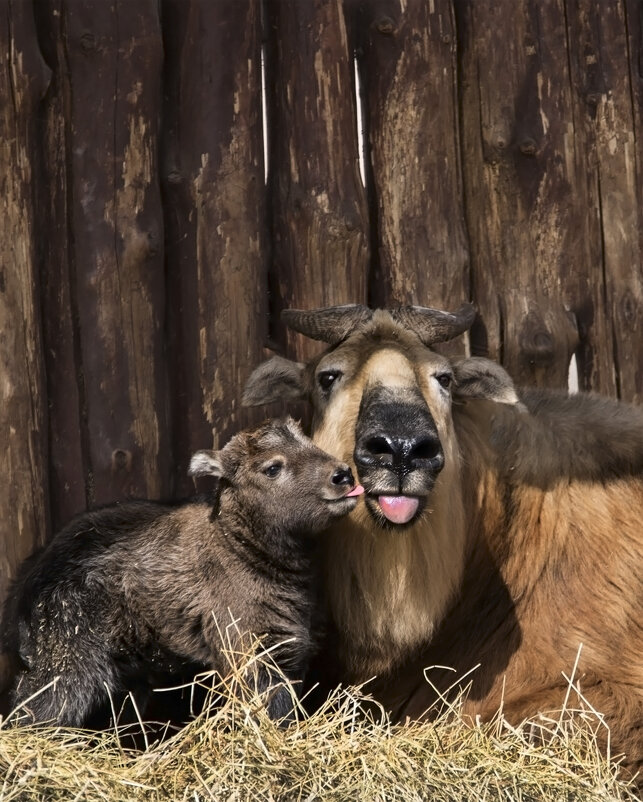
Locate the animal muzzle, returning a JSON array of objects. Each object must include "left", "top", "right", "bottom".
[
  {"left": 354, "top": 432, "right": 444, "bottom": 477},
  {"left": 323, "top": 464, "right": 364, "bottom": 502},
  {"left": 353, "top": 388, "right": 444, "bottom": 525}
]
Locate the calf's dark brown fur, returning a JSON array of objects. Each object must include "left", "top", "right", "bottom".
[{"left": 3, "top": 418, "right": 361, "bottom": 727}]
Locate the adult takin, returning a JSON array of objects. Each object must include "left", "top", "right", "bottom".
[
  {"left": 3, "top": 418, "right": 363, "bottom": 727},
  {"left": 243, "top": 303, "right": 643, "bottom": 778}
]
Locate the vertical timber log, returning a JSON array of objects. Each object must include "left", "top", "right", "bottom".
[
  {"left": 356, "top": 0, "right": 469, "bottom": 342},
  {"left": 592, "top": 0, "right": 643, "bottom": 404},
  {"left": 265, "top": 0, "right": 369, "bottom": 361},
  {"left": 162, "top": 0, "right": 267, "bottom": 496},
  {"left": 0, "top": 1, "right": 50, "bottom": 691},
  {"left": 554, "top": 0, "right": 615, "bottom": 397},
  {"left": 34, "top": 1, "right": 85, "bottom": 530},
  {"left": 565, "top": 0, "right": 642, "bottom": 400},
  {"left": 457, "top": 0, "right": 582, "bottom": 388},
  {"left": 567, "top": 0, "right": 642, "bottom": 403},
  {"left": 623, "top": 0, "right": 643, "bottom": 404},
  {"left": 60, "top": 0, "right": 168, "bottom": 506}
]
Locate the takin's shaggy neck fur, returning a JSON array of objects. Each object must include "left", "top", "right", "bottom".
[
  {"left": 309, "top": 320, "right": 468, "bottom": 678},
  {"left": 315, "top": 426, "right": 466, "bottom": 680}
]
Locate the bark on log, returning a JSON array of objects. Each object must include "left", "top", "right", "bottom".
[
  {"left": 59, "top": 0, "right": 169, "bottom": 506},
  {"left": 162, "top": 0, "right": 267, "bottom": 496},
  {"left": 265, "top": 0, "right": 369, "bottom": 362},
  {"left": 35, "top": 1, "right": 86, "bottom": 530},
  {"left": 555, "top": 0, "right": 613, "bottom": 397},
  {"left": 565, "top": 0, "right": 642, "bottom": 404},
  {"left": 457, "top": 0, "right": 582, "bottom": 388},
  {"left": 0, "top": 0, "right": 51, "bottom": 691},
  {"left": 357, "top": 0, "right": 469, "bottom": 341},
  {"left": 623, "top": 0, "right": 643, "bottom": 404}
]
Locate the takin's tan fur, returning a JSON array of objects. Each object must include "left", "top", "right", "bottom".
[
  {"left": 243, "top": 306, "right": 643, "bottom": 781},
  {"left": 391, "top": 395, "right": 643, "bottom": 777}
]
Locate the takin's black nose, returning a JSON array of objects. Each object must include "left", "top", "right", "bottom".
[
  {"left": 354, "top": 432, "right": 444, "bottom": 477},
  {"left": 353, "top": 386, "right": 445, "bottom": 479}
]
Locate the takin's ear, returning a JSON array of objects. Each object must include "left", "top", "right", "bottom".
[
  {"left": 242, "top": 356, "right": 307, "bottom": 407},
  {"left": 188, "top": 450, "right": 225, "bottom": 479},
  {"left": 452, "top": 357, "right": 525, "bottom": 408}
]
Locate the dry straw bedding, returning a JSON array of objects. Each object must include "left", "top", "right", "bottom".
[{"left": 0, "top": 655, "right": 639, "bottom": 802}]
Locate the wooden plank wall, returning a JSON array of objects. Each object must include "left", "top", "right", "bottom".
[{"left": 0, "top": 0, "right": 641, "bottom": 690}]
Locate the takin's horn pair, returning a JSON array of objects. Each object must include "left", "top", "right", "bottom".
[{"left": 282, "top": 303, "right": 476, "bottom": 346}]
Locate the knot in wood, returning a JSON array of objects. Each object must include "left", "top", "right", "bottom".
[
  {"left": 519, "top": 138, "right": 537, "bottom": 156},
  {"left": 111, "top": 449, "right": 132, "bottom": 472},
  {"left": 521, "top": 329, "right": 555, "bottom": 363},
  {"left": 376, "top": 17, "right": 396, "bottom": 35},
  {"left": 80, "top": 32, "right": 97, "bottom": 52},
  {"left": 620, "top": 290, "right": 637, "bottom": 326}
]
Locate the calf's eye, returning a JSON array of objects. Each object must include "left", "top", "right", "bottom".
[
  {"left": 263, "top": 463, "right": 282, "bottom": 478},
  {"left": 436, "top": 372, "right": 453, "bottom": 390},
  {"left": 318, "top": 370, "right": 342, "bottom": 392}
]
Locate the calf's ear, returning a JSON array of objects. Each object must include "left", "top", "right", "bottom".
[
  {"left": 189, "top": 450, "right": 225, "bottom": 478},
  {"left": 242, "top": 356, "right": 307, "bottom": 407},
  {"left": 452, "top": 358, "right": 525, "bottom": 408}
]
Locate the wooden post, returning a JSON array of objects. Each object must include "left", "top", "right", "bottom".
[
  {"left": 35, "top": 0, "right": 87, "bottom": 530},
  {"left": 52, "top": 0, "right": 169, "bottom": 506},
  {"left": 162, "top": 0, "right": 268, "bottom": 496},
  {"left": 0, "top": 0, "right": 51, "bottom": 691},
  {"left": 457, "top": 0, "right": 581, "bottom": 388},
  {"left": 565, "top": 0, "right": 643, "bottom": 403},
  {"left": 623, "top": 0, "right": 643, "bottom": 403},
  {"left": 265, "top": 0, "right": 369, "bottom": 361},
  {"left": 356, "top": 0, "right": 470, "bottom": 342}
]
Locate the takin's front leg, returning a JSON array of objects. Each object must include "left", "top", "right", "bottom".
[
  {"left": 254, "top": 664, "right": 298, "bottom": 725},
  {"left": 206, "top": 643, "right": 298, "bottom": 725}
]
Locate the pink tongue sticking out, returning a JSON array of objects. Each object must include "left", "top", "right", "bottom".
[
  {"left": 378, "top": 495, "right": 419, "bottom": 524},
  {"left": 346, "top": 484, "right": 365, "bottom": 497}
]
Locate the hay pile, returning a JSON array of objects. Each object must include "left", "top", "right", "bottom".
[{"left": 0, "top": 653, "right": 638, "bottom": 802}]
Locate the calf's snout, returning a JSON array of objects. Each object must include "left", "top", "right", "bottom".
[{"left": 331, "top": 465, "right": 355, "bottom": 487}]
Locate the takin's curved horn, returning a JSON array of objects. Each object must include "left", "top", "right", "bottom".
[
  {"left": 281, "top": 304, "right": 373, "bottom": 345},
  {"left": 391, "top": 303, "right": 477, "bottom": 345}
]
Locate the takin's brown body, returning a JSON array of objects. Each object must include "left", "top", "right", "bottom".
[
  {"left": 243, "top": 305, "right": 643, "bottom": 779},
  {"left": 3, "top": 418, "right": 362, "bottom": 727}
]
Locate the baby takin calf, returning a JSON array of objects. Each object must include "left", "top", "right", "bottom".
[{"left": 3, "top": 418, "right": 363, "bottom": 727}]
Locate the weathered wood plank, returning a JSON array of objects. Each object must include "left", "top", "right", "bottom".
[
  {"left": 61, "top": 0, "right": 169, "bottom": 505},
  {"left": 265, "top": 0, "right": 369, "bottom": 361},
  {"left": 357, "top": 0, "right": 469, "bottom": 337},
  {"left": 623, "top": 0, "right": 643, "bottom": 402},
  {"left": 162, "top": 0, "right": 267, "bottom": 496},
  {"left": 457, "top": 0, "right": 582, "bottom": 388},
  {"left": 34, "top": 0, "right": 86, "bottom": 530},
  {"left": 553, "top": 0, "right": 614, "bottom": 396},
  {"left": 567, "top": 0, "right": 642, "bottom": 403},
  {"left": 0, "top": 0, "right": 51, "bottom": 691}
]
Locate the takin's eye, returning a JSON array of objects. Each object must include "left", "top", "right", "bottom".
[
  {"left": 435, "top": 372, "right": 453, "bottom": 390},
  {"left": 317, "top": 370, "right": 342, "bottom": 393},
  {"left": 262, "top": 462, "right": 283, "bottom": 478}
]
